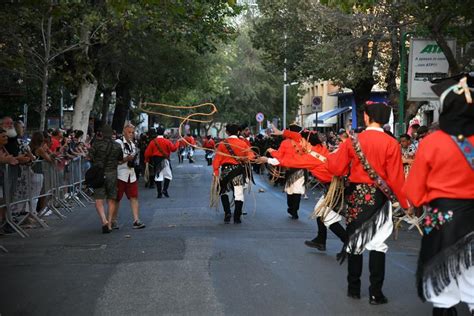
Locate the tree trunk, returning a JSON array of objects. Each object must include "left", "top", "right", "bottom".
[
  {"left": 215, "top": 122, "right": 224, "bottom": 138},
  {"left": 352, "top": 78, "right": 375, "bottom": 126},
  {"left": 72, "top": 79, "right": 98, "bottom": 137},
  {"left": 433, "top": 32, "right": 459, "bottom": 75},
  {"left": 111, "top": 81, "right": 131, "bottom": 132},
  {"left": 197, "top": 121, "right": 201, "bottom": 137},
  {"left": 39, "top": 12, "right": 52, "bottom": 131},
  {"left": 100, "top": 89, "right": 112, "bottom": 126},
  {"left": 385, "top": 20, "right": 400, "bottom": 105},
  {"left": 203, "top": 121, "right": 214, "bottom": 136},
  {"left": 39, "top": 65, "right": 49, "bottom": 131}
]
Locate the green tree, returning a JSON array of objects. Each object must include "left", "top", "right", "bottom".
[{"left": 407, "top": 0, "right": 474, "bottom": 74}]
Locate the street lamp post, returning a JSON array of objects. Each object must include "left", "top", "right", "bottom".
[
  {"left": 399, "top": 31, "right": 413, "bottom": 136},
  {"left": 282, "top": 67, "right": 298, "bottom": 129},
  {"left": 283, "top": 67, "right": 287, "bottom": 129}
]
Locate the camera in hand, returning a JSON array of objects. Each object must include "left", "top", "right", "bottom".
[{"left": 127, "top": 158, "right": 136, "bottom": 168}]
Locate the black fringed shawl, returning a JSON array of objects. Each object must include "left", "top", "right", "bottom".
[
  {"left": 417, "top": 198, "right": 474, "bottom": 301},
  {"left": 285, "top": 168, "right": 305, "bottom": 189},
  {"left": 337, "top": 184, "right": 390, "bottom": 263}
]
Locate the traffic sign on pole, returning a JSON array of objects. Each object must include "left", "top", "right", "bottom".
[
  {"left": 256, "top": 112, "right": 264, "bottom": 123},
  {"left": 311, "top": 96, "right": 322, "bottom": 112}
]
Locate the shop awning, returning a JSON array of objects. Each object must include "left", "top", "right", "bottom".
[{"left": 317, "top": 106, "right": 351, "bottom": 122}]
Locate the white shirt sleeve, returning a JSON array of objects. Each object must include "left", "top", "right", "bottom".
[{"left": 267, "top": 158, "right": 280, "bottom": 166}]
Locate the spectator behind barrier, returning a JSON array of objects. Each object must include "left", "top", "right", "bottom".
[{"left": 0, "top": 128, "right": 19, "bottom": 234}]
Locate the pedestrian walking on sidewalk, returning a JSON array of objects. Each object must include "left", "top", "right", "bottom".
[
  {"left": 88, "top": 125, "right": 123, "bottom": 234},
  {"left": 111, "top": 123, "right": 145, "bottom": 230},
  {"left": 144, "top": 126, "right": 178, "bottom": 198}
]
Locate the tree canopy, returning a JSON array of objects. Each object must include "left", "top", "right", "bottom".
[{"left": 1, "top": 1, "right": 472, "bottom": 132}]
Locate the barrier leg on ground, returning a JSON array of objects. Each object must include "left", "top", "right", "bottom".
[
  {"left": 19, "top": 164, "right": 49, "bottom": 229},
  {"left": 3, "top": 165, "right": 29, "bottom": 238}
]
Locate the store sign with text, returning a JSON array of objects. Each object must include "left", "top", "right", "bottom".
[{"left": 408, "top": 38, "right": 456, "bottom": 101}]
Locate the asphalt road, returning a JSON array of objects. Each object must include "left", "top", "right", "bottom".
[{"left": 0, "top": 151, "right": 470, "bottom": 315}]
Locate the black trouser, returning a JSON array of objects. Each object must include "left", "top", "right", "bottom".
[
  {"left": 286, "top": 194, "right": 301, "bottom": 216},
  {"left": 221, "top": 194, "right": 231, "bottom": 214},
  {"left": 347, "top": 251, "right": 385, "bottom": 297},
  {"left": 252, "top": 163, "right": 260, "bottom": 174},
  {"left": 314, "top": 217, "right": 347, "bottom": 244}
]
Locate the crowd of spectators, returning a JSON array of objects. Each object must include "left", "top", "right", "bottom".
[{"left": 0, "top": 115, "right": 93, "bottom": 234}]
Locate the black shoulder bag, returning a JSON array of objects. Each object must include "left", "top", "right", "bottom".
[{"left": 85, "top": 142, "right": 112, "bottom": 189}]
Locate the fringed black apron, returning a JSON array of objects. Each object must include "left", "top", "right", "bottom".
[
  {"left": 417, "top": 198, "right": 474, "bottom": 301},
  {"left": 219, "top": 164, "right": 246, "bottom": 195},
  {"left": 344, "top": 183, "right": 390, "bottom": 255},
  {"left": 218, "top": 140, "right": 247, "bottom": 195},
  {"left": 284, "top": 168, "right": 305, "bottom": 190}
]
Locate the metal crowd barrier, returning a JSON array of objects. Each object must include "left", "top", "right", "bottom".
[{"left": 0, "top": 156, "right": 92, "bottom": 245}]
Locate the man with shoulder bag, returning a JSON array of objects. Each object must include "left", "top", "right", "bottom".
[{"left": 87, "top": 125, "right": 123, "bottom": 234}]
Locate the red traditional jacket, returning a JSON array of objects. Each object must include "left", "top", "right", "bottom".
[
  {"left": 327, "top": 127, "right": 408, "bottom": 208},
  {"left": 184, "top": 136, "right": 196, "bottom": 146},
  {"left": 270, "top": 136, "right": 303, "bottom": 162},
  {"left": 203, "top": 139, "right": 216, "bottom": 149},
  {"left": 276, "top": 130, "right": 332, "bottom": 183},
  {"left": 403, "top": 131, "right": 474, "bottom": 206},
  {"left": 212, "top": 136, "right": 254, "bottom": 176},
  {"left": 144, "top": 136, "right": 178, "bottom": 163},
  {"left": 240, "top": 136, "right": 251, "bottom": 147},
  {"left": 178, "top": 139, "right": 186, "bottom": 148}
]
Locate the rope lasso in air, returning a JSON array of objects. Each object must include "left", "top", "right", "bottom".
[{"left": 138, "top": 101, "right": 259, "bottom": 210}]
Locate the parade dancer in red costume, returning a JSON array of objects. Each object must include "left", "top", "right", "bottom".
[
  {"left": 404, "top": 75, "right": 474, "bottom": 316},
  {"left": 327, "top": 102, "right": 408, "bottom": 305},
  {"left": 213, "top": 124, "right": 254, "bottom": 224},
  {"left": 202, "top": 135, "right": 216, "bottom": 166},
  {"left": 144, "top": 127, "right": 179, "bottom": 198},
  {"left": 184, "top": 134, "right": 196, "bottom": 163},
  {"left": 258, "top": 128, "right": 347, "bottom": 249},
  {"left": 177, "top": 138, "right": 186, "bottom": 164},
  {"left": 269, "top": 124, "right": 305, "bottom": 219}
]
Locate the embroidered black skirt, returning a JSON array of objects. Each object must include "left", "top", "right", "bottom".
[
  {"left": 219, "top": 163, "right": 245, "bottom": 195},
  {"left": 284, "top": 168, "right": 305, "bottom": 190},
  {"left": 343, "top": 183, "right": 390, "bottom": 256},
  {"left": 416, "top": 198, "right": 474, "bottom": 301}
]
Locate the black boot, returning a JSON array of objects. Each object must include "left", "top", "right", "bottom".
[
  {"left": 234, "top": 200, "right": 243, "bottom": 224},
  {"left": 221, "top": 195, "right": 232, "bottom": 223},
  {"left": 148, "top": 174, "right": 155, "bottom": 188},
  {"left": 286, "top": 194, "right": 294, "bottom": 217},
  {"left": 292, "top": 194, "right": 301, "bottom": 219},
  {"left": 347, "top": 254, "right": 363, "bottom": 299},
  {"left": 286, "top": 194, "right": 298, "bottom": 219},
  {"left": 369, "top": 251, "right": 388, "bottom": 305},
  {"left": 329, "top": 222, "right": 347, "bottom": 243},
  {"left": 304, "top": 218, "right": 327, "bottom": 251},
  {"left": 156, "top": 181, "right": 162, "bottom": 198},
  {"left": 163, "top": 178, "right": 170, "bottom": 197},
  {"left": 432, "top": 307, "right": 458, "bottom": 316}
]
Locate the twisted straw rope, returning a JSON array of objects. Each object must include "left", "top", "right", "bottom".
[{"left": 311, "top": 176, "right": 345, "bottom": 220}]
